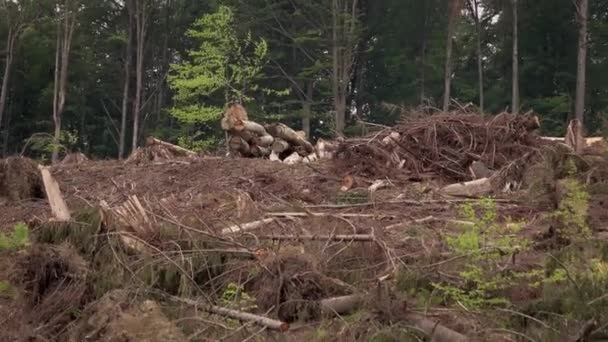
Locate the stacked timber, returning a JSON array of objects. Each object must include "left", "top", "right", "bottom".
[{"left": 221, "top": 103, "right": 317, "bottom": 164}]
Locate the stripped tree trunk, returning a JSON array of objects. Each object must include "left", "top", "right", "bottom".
[
  {"left": 443, "top": 0, "right": 463, "bottom": 111},
  {"left": 471, "top": 0, "right": 484, "bottom": 113},
  {"left": 119, "top": 0, "right": 134, "bottom": 159},
  {"left": 511, "top": 0, "right": 520, "bottom": 114},
  {"left": 132, "top": 0, "right": 149, "bottom": 151},
  {"left": 574, "top": 0, "right": 588, "bottom": 152},
  {"left": 52, "top": 0, "right": 77, "bottom": 164}
]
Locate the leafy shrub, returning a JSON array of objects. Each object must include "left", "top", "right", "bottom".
[{"left": 432, "top": 198, "right": 530, "bottom": 309}]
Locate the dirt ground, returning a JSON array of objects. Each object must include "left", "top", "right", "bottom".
[{"left": 0, "top": 152, "right": 607, "bottom": 341}]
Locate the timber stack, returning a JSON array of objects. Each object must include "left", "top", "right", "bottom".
[{"left": 221, "top": 103, "right": 317, "bottom": 164}]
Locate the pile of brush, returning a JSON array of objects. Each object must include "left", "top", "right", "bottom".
[{"left": 332, "top": 111, "right": 542, "bottom": 181}]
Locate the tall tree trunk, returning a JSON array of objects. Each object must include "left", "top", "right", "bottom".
[
  {"left": 331, "top": 0, "right": 343, "bottom": 134},
  {"left": 420, "top": 7, "right": 428, "bottom": 104},
  {"left": 330, "top": 0, "right": 358, "bottom": 136},
  {"left": 119, "top": 0, "right": 133, "bottom": 159},
  {"left": 2, "top": 98, "right": 12, "bottom": 157},
  {"left": 471, "top": 0, "right": 484, "bottom": 113},
  {"left": 302, "top": 80, "right": 313, "bottom": 137},
  {"left": 443, "top": 0, "right": 462, "bottom": 111},
  {"left": 0, "top": 28, "right": 17, "bottom": 134},
  {"left": 511, "top": 0, "right": 519, "bottom": 114},
  {"left": 131, "top": 0, "right": 148, "bottom": 151},
  {"left": 574, "top": 0, "right": 588, "bottom": 146},
  {"left": 52, "top": 0, "right": 77, "bottom": 164}
]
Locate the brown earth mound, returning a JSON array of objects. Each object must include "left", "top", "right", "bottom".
[{"left": 0, "top": 157, "right": 44, "bottom": 201}]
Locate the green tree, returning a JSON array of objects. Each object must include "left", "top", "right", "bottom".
[{"left": 168, "top": 5, "right": 269, "bottom": 125}]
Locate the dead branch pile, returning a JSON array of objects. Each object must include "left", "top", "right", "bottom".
[
  {"left": 333, "top": 111, "right": 542, "bottom": 181},
  {"left": 127, "top": 137, "right": 198, "bottom": 164},
  {"left": 222, "top": 103, "right": 316, "bottom": 164}
]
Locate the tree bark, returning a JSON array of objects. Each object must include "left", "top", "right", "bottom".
[
  {"left": 0, "top": 29, "right": 16, "bottom": 135},
  {"left": 331, "top": 0, "right": 358, "bottom": 136},
  {"left": 574, "top": 0, "right": 588, "bottom": 146},
  {"left": 52, "top": 0, "right": 77, "bottom": 164},
  {"left": 119, "top": 0, "right": 134, "bottom": 159},
  {"left": 2, "top": 99, "right": 12, "bottom": 157},
  {"left": 302, "top": 80, "right": 313, "bottom": 138},
  {"left": 132, "top": 0, "right": 148, "bottom": 151},
  {"left": 471, "top": 0, "right": 484, "bottom": 113},
  {"left": 443, "top": 0, "right": 462, "bottom": 111},
  {"left": 420, "top": 4, "right": 428, "bottom": 104},
  {"left": 511, "top": 0, "right": 520, "bottom": 114}
]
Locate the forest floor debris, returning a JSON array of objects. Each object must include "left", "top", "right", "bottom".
[{"left": 1, "top": 113, "right": 608, "bottom": 341}]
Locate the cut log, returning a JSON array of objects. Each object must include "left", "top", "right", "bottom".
[
  {"left": 221, "top": 218, "right": 276, "bottom": 235},
  {"left": 265, "top": 123, "right": 314, "bottom": 153},
  {"left": 272, "top": 138, "right": 290, "bottom": 154},
  {"left": 316, "top": 138, "right": 337, "bottom": 160},
  {"left": 146, "top": 137, "right": 196, "bottom": 157},
  {"left": 229, "top": 136, "right": 251, "bottom": 155},
  {"left": 167, "top": 295, "right": 289, "bottom": 332},
  {"left": 251, "top": 145, "right": 271, "bottom": 158},
  {"left": 256, "top": 234, "right": 375, "bottom": 242},
  {"left": 340, "top": 175, "right": 355, "bottom": 192},
  {"left": 404, "top": 313, "right": 468, "bottom": 342},
  {"left": 440, "top": 177, "right": 492, "bottom": 198},
  {"left": 252, "top": 134, "right": 274, "bottom": 147},
  {"left": 283, "top": 152, "right": 302, "bottom": 165},
  {"left": 234, "top": 120, "right": 268, "bottom": 136},
  {"left": 38, "top": 165, "right": 71, "bottom": 221},
  {"left": 320, "top": 295, "right": 363, "bottom": 315}
]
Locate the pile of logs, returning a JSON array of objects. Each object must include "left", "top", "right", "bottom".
[{"left": 221, "top": 103, "right": 316, "bottom": 164}]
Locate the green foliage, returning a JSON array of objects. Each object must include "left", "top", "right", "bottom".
[
  {"left": 0, "top": 223, "right": 30, "bottom": 251},
  {"left": 168, "top": 5, "right": 271, "bottom": 124},
  {"left": 219, "top": 282, "right": 258, "bottom": 312},
  {"left": 432, "top": 199, "right": 530, "bottom": 309},
  {"left": 23, "top": 131, "right": 79, "bottom": 161},
  {"left": 176, "top": 134, "right": 219, "bottom": 152},
  {"left": 552, "top": 179, "right": 591, "bottom": 240}
]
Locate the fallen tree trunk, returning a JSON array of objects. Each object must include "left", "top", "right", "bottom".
[
  {"left": 167, "top": 296, "right": 289, "bottom": 332},
  {"left": 265, "top": 123, "right": 315, "bottom": 153},
  {"left": 221, "top": 218, "right": 276, "bottom": 235},
  {"left": 208, "top": 305, "right": 289, "bottom": 332},
  {"left": 256, "top": 234, "right": 375, "bottom": 242},
  {"left": 440, "top": 177, "right": 492, "bottom": 197},
  {"left": 404, "top": 313, "right": 468, "bottom": 342},
  {"left": 146, "top": 137, "right": 196, "bottom": 157},
  {"left": 38, "top": 165, "right": 71, "bottom": 221},
  {"left": 319, "top": 295, "right": 362, "bottom": 315},
  {"left": 316, "top": 294, "right": 467, "bottom": 342}
]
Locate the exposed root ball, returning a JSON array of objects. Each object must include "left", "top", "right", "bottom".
[
  {"left": 14, "top": 243, "right": 90, "bottom": 337},
  {"left": 250, "top": 248, "right": 349, "bottom": 322},
  {"left": 0, "top": 157, "right": 44, "bottom": 201}
]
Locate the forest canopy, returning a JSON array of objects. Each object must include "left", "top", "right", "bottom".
[{"left": 0, "top": 0, "right": 606, "bottom": 160}]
